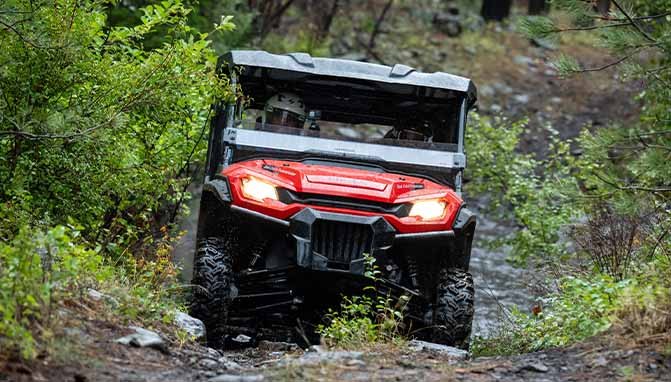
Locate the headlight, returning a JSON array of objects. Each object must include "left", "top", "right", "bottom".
[
  {"left": 408, "top": 199, "right": 446, "bottom": 221},
  {"left": 241, "top": 177, "right": 279, "bottom": 202}
]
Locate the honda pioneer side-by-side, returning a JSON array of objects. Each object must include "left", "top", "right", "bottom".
[{"left": 190, "top": 50, "right": 478, "bottom": 348}]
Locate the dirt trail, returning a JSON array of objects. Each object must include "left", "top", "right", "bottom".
[{"left": 4, "top": 320, "right": 668, "bottom": 382}]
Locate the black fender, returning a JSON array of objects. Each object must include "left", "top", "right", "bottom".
[
  {"left": 197, "top": 176, "right": 233, "bottom": 239},
  {"left": 450, "top": 205, "right": 476, "bottom": 270},
  {"left": 202, "top": 176, "right": 232, "bottom": 204}
]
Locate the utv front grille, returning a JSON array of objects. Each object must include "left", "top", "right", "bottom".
[
  {"left": 311, "top": 220, "right": 373, "bottom": 267},
  {"left": 277, "top": 189, "right": 411, "bottom": 217}
]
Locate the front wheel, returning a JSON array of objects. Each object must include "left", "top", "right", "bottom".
[
  {"left": 430, "top": 268, "right": 475, "bottom": 349},
  {"left": 190, "top": 237, "right": 235, "bottom": 347}
]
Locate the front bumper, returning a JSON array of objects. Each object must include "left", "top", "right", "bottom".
[
  {"left": 206, "top": 177, "right": 462, "bottom": 275},
  {"left": 231, "top": 203, "right": 456, "bottom": 275}
]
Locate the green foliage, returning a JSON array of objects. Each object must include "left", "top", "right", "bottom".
[
  {"left": 317, "top": 254, "right": 409, "bottom": 348},
  {"left": 0, "top": 226, "right": 109, "bottom": 359},
  {"left": 0, "top": 225, "right": 187, "bottom": 360},
  {"left": 0, "top": 0, "right": 233, "bottom": 361},
  {"left": 108, "top": 0, "right": 252, "bottom": 53},
  {"left": 472, "top": 1, "right": 671, "bottom": 354},
  {"left": 519, "top": 1, "right": 671, "bottom": 209},
  {"left": 466, "top": 114, "right": 580, "bottom": 265},
  {"left": 262, "top": 29, "right": 331, "bottom": 57},
  {"left": 472, "top": 271, "right": 670, "bottom": 356},
  {"left": 0, "top": 0, "right": 234, "bottom": 250}
]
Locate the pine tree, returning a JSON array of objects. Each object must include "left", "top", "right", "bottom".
[{"left": 520, "top": 0, "right": 670, "bottom": 244}]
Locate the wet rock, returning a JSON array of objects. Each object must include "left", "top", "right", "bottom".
[
  {"left": 544, "top": 68, "right": 558, "bottom": 77},
  {"left": 531, "top": 37, "right": 557, "bottom": 50},
  {"left": 307, "top": 345, "right": 326, "bottom": 353},
  {"left": 258, "top": 340, "right": 299, "bottom": 352},
  {"left": 407, "top": 340, "right": 469, "bottom": 360},
  {"left": 479, "top": 84, "right": 495, "bottom": 98},
  {"left": 115, "top": 326, "right": 168, "bottom": 353},
  {"left": 218, "top": 358, "right": 242, "bottom": 370},
  {"left": 346, "top": 359, "right": 366, "bottom": 368},
  {"left": 492, "top": 82, "right": 513, "bottom": 95},
  {"left": 518, "top": 361, "right": 550, "bottom": 373},
  {"left": 200, "top": 358, "right": 220, "bottom": 370},
  {"left": 513, "top": 94, "right": 530, "bottom": 104},
  {"left": 205, "top": 347, "right": 223, "bottom": 358},
  {"left": 282, "top": 350, "right": 364, "bottom": 366},
  {"left": 209, "top": 375, "right": 264, "bottom": 382},
  {"left": 174, "top": 311, "right": 206, "bottom": 340},
  {"left": 87, "top": 288, "right": 119, "bottom": 308},
  {"left": 513, "top": 55, "right": 534, "bottom": 66},
  {"left": 232, "top": 334, "right": 252, "bottom": 344},
  {"left": 593, "top": 356, "right": 608, "bottom": 367}
]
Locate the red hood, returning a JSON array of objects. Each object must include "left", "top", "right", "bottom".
[
  {"left": 221, "top": 159, "right": 463, "bottom": 233},
  {"left": 222, "top": 159, "right": 460, "bottom": 204}
]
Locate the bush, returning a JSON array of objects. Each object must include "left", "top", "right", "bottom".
[
  {"left": 317, "top": 255, "right": 409, "bottom": 348},
  {"left": 472, "top": 269, "right": 671, "bottom": 356},
  {"left": 0, "top": 0, "right": 235, "bottom": 253},
  {"left": 0, "top": 226, "right": 110, "bottom": 359},
  {"left": 466, "top": 114, "right": 580, "bottom": 265},
  {"left": 0, "top": 225, "right": 188, "bottom": 360}
]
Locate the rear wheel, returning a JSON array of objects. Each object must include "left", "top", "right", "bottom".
[
  {"left": 430, "top": 268, "right": 474, "bottom": 349},
  {"left": 190, "top": 237, "right": 235, "bottom": 347}
]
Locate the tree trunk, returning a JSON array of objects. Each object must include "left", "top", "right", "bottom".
[
  {"left": 481, "top": 0, "right": 512, "bottom": 22},
  {"left": 311, "top": 0, "right": 339, "bottom": 42},
  {"left": 249, "top": 0, "right": 296, "bottom": 39},
  {"left": 528, "top": 0, "right": 548, "bottom": 15},
  {"left": 365, "top": 0, "right": 393, "bottom": 62},
  {"left": 596, "top": 0, "right": 610, "bottom": 16}
]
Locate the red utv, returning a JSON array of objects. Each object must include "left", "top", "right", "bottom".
[{"left": 190, "top": 50, "right": 477, "bottom": 348}]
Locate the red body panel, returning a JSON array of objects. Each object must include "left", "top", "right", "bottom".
[{"left": 221, "top": 159, "right": 463, "bottom": 233}]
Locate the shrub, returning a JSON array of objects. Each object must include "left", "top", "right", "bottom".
[
  {"left": 0, "top": 225, "right": 189, "bottom": 360},
  {"left": 570, "top": 206, "right": 650, "bottom": 280},
  {"left": 0, "top": 0, "right": 235, "bottom": 254},
  {"left": 317, "top": 255, "right": 410, "bottom": 348},
  {"left": 466, "top": 114, "right": 580, "bottom": 265},
  {"left": 472, "top": 275, "right": 624, "bottom": 356},
  {"left": 472, "top": 268, "right": 671, "bottom": 356},
  {"left": 0, "top": 226, "right": 110, "bottom": 359}
]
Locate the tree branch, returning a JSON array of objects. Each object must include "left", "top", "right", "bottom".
[
  {"left": 592, "top": 11, "right": 671, "bottom": 22},
  {"left": 575, "top": 52, "right": 634, "bottom": 73},
  {"left": 367, "top": 0, "right": 393, "bottom": 53},
  {"left": 611, "top": 0, "right": 657, "bottom": 43},
  {"left": 593, "top": 172, "right": 671, "bottom": 194},
  {"left": 551, "top": 21, "right": 634, "bottom": 33},
  {"left": 0, "top": 18, "right": 43, "bottom": 49}
]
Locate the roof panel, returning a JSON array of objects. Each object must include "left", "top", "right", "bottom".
[{"left": 220, "top": 50, "right": 477, "bottom": 101}]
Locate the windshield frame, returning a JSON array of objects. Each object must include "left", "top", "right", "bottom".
[{"left": 223, "top": 127, "right": 466, "bottom": 170}]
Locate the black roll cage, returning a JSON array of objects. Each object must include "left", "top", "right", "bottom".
[{"left": 205, "top": 50, "right": 477, "bottom": 193}]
